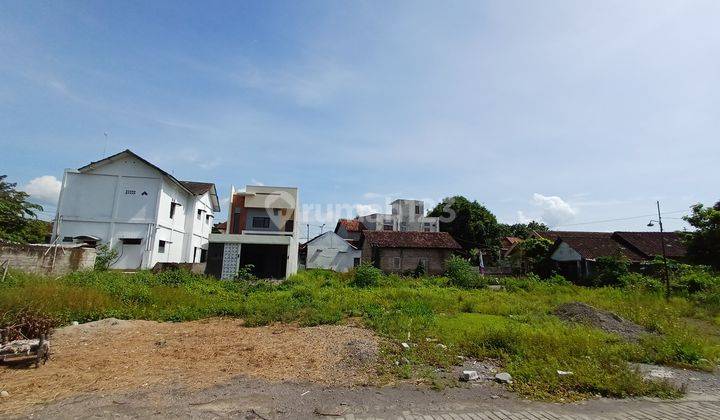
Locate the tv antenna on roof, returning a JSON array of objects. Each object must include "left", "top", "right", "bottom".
[{"left": 103, "top": 132, "right": 109, "bottom": 155}]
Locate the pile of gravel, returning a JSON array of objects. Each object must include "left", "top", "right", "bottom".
[{"left": 554, "top": 302, "right": 649, "bottom": 341}]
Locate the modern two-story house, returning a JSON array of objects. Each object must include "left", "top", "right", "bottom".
[
  {"left": 52, "top": 150, "right": 220, "bottom": 270},
  {"left": 206, "top": 185, "right": 299, "bottom": 279}
]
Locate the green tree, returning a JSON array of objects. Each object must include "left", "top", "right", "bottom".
[
  {"left": 683, "top": 201, "right": 720, "bottom": 270},
  {"left": 428, "top": 196, "right": 503, "bottom": 255},
  {"left": 0, "top": 175, "right": 45, "bottom": 243},
  {"left": 593, "top": 255, "right": 629, "bottom": 287},
  {"left": 517, "top": 237, "right": 554, "bottom": 277},
  {"left": 500, "top": 221, "right": 549, "bottom": 239}
]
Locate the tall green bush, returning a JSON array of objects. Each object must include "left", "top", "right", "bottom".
[
  {"left": 351, "top": 262, "right": 382, "bottom": 287},
  {"left": 444, "top": 255, "right": 485, "bottom": 288}
]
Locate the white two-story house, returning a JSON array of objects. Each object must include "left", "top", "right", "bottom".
[
  {"left": 207, "top": 185, "right": 299, "bottom": 279},
  {"left": 52, "top": 150, "right": 220, "bottom": 270}
]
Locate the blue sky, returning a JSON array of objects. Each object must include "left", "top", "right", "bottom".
[{"left": 2, "top": 0, "right": 718, "bottom": 238}]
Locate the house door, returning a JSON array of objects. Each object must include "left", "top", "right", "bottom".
[{"left": 114, "top": 238, "right": 144, "bottom": 270}]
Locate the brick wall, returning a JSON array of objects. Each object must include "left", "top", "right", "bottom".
[
  {"left": 0, "top": 243, "right": 96, "bottom": 276},
  {"left": 361, "top": 243, "right": 452, "bottom": 275}
]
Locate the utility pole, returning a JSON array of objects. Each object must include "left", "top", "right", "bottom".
[
  {"left": 648, "top": 201, "right": 671, "bottom": 301},
  {"left": 657, "top": 201, "right": 671, "bottom": 302},
  {"left": 103, "top": 132, "right": 109, "bottom": 155},
  {"left": 306, "top": 224, "right": 310, "bottom": 242}
]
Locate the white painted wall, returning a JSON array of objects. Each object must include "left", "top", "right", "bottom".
[
  {"left": 306, "top": 231, "right": 360, "bottom": 272},
  {"left": 54, "top": 153, "right": 215, "bottom": 270},
  {"left": 551, "top": 241, "right": 582, "bottom": 262}
]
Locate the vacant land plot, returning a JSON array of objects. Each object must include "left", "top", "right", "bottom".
[
  {"left": 1, "top": 268, "right": 719, "bottom": 406},
  {"left": 0, "top": 318, "right": 379, "bottom": 415}
]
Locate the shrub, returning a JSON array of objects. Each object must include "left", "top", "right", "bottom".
[
  {"left": 236, "top": 264, "right": 257, "bottom": 281},
  {"left": 444, "top": 255, "right": 484, "bottom": 288},
  {"left": 155, "top": 268, "right": 202, "bottom": 286},
  {"left": 593, "top": 255, "right": 629, "bottom": 287},
  {"left": 94, "top": 244, "right": 118, "bottom": 271},
  {"left": 0, "top": 308, "right": 59, "bottom": 340},
  {"left": 674, "top": 267, "right": 720, "bottom": 294},
  {"left": 351, "top": 263, "right": 382, "bottom": 287},
  {"left": 545, "top": 274, "right": 570, "bottom": 286},
  {"left": 620, "top": 273, "right": 663, "bottom": 294},
  {"left": 413, "top": 260, "right": 427, "bottom": 278}
]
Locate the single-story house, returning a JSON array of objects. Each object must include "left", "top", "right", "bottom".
[
  {"left": 360, "top": 231, "right": 461, "bottom": 275},
  {"left": 300, "top": 231, "right": 361, "bottom": 272},
  {"left": 537, "top": 231, "right": 687, "bottom": 282}
]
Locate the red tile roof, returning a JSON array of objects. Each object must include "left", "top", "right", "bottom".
[
  {"left": 336, "top": 219, "right": 366, "bottom": 233},
  {"left": 612, "top": 232, "right": 686, "bottom": 259},
  {"left": 535, "top": 231, "right": 604, "bottom": 241},
  {"left": 540, "top": 230, "right": 687, "bottom": 261},
  {"left": 362, "top": 231, "right": 461, "bottom": 249},
  {"left": 557, "top": 233, "right": 645, "bottom": 261}
]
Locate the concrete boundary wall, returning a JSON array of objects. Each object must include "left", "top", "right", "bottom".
[{"left": 0, "top": 243, "right": 96, "bottom": 276}]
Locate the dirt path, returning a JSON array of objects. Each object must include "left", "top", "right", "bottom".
[{"left": 0, "top": 318, "right": 379, "bottom": 415}]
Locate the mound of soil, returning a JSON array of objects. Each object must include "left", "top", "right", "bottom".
[{"left": 554, "top": 302, "right": 649, "bottom": 341}]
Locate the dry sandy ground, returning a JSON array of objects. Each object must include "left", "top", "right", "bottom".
[{"left": 0, "top": 318, "right": 379, "bottom": 415}]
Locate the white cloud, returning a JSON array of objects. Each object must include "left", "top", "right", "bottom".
[
  {"left": 250, "top": 178, "right": 265, "bottom": 186},
  {"left": 516, "top": 210, "right": 533, "bottom": 224},
  {"left": 354, "top": 203, "right": 381, "bottom": 216},
  {"left": 23, "top": 175, "right": 61, "bottom": 205},
  {"left": 531, "top": 193, "right": 577, "bottom": 227}
]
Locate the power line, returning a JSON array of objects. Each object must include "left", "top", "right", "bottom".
[{"left": 551, "top": 209, "right": 688, "bottom": 229}]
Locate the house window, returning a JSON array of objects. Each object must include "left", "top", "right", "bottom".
[
  {"left": 418, "top": 258, "right": 428, "bottom": 269},
  {"left": 383, "top": 224, "right": 393, "bottom": 231},
  {"left": 423, "top": 227, "right": 431, "bottom": 232},
  {"left": 120, "top": 238, "right": 142, "bottom": 245},
  {"left": 273, "top": 209, "right": 280, "bottom": 216},
  {"left": 197, "top": 210, "right": 202, "bottom": 220},
  {"left": 158, "top": 240, "right": 166, "bottom": 253},
  {"left": 170, "top": 202, "right": 181, "bottom": 219},
  {"left": 62, "top": 236, "right": 74, "bottom": 243},
  {"left": 200, "top": 248, "right": 208, "bottom": 263},
  {"left": 205, "top": 214, "right": 212, "bottom": 224},
  {"left": 252, "top": 216, "right": 271, "bottom": 229},
  {"left": 415, "top": 205, "right": 421, "bottom": 215},
  {"left": 232, "top": 212, "right": 242, "bottom": 234},
  {"left": 392, "top": 257, "right": 401, "bottom": 269},
  {"left": 353, "top": 257, "right": 361, "bottom": 267}
]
